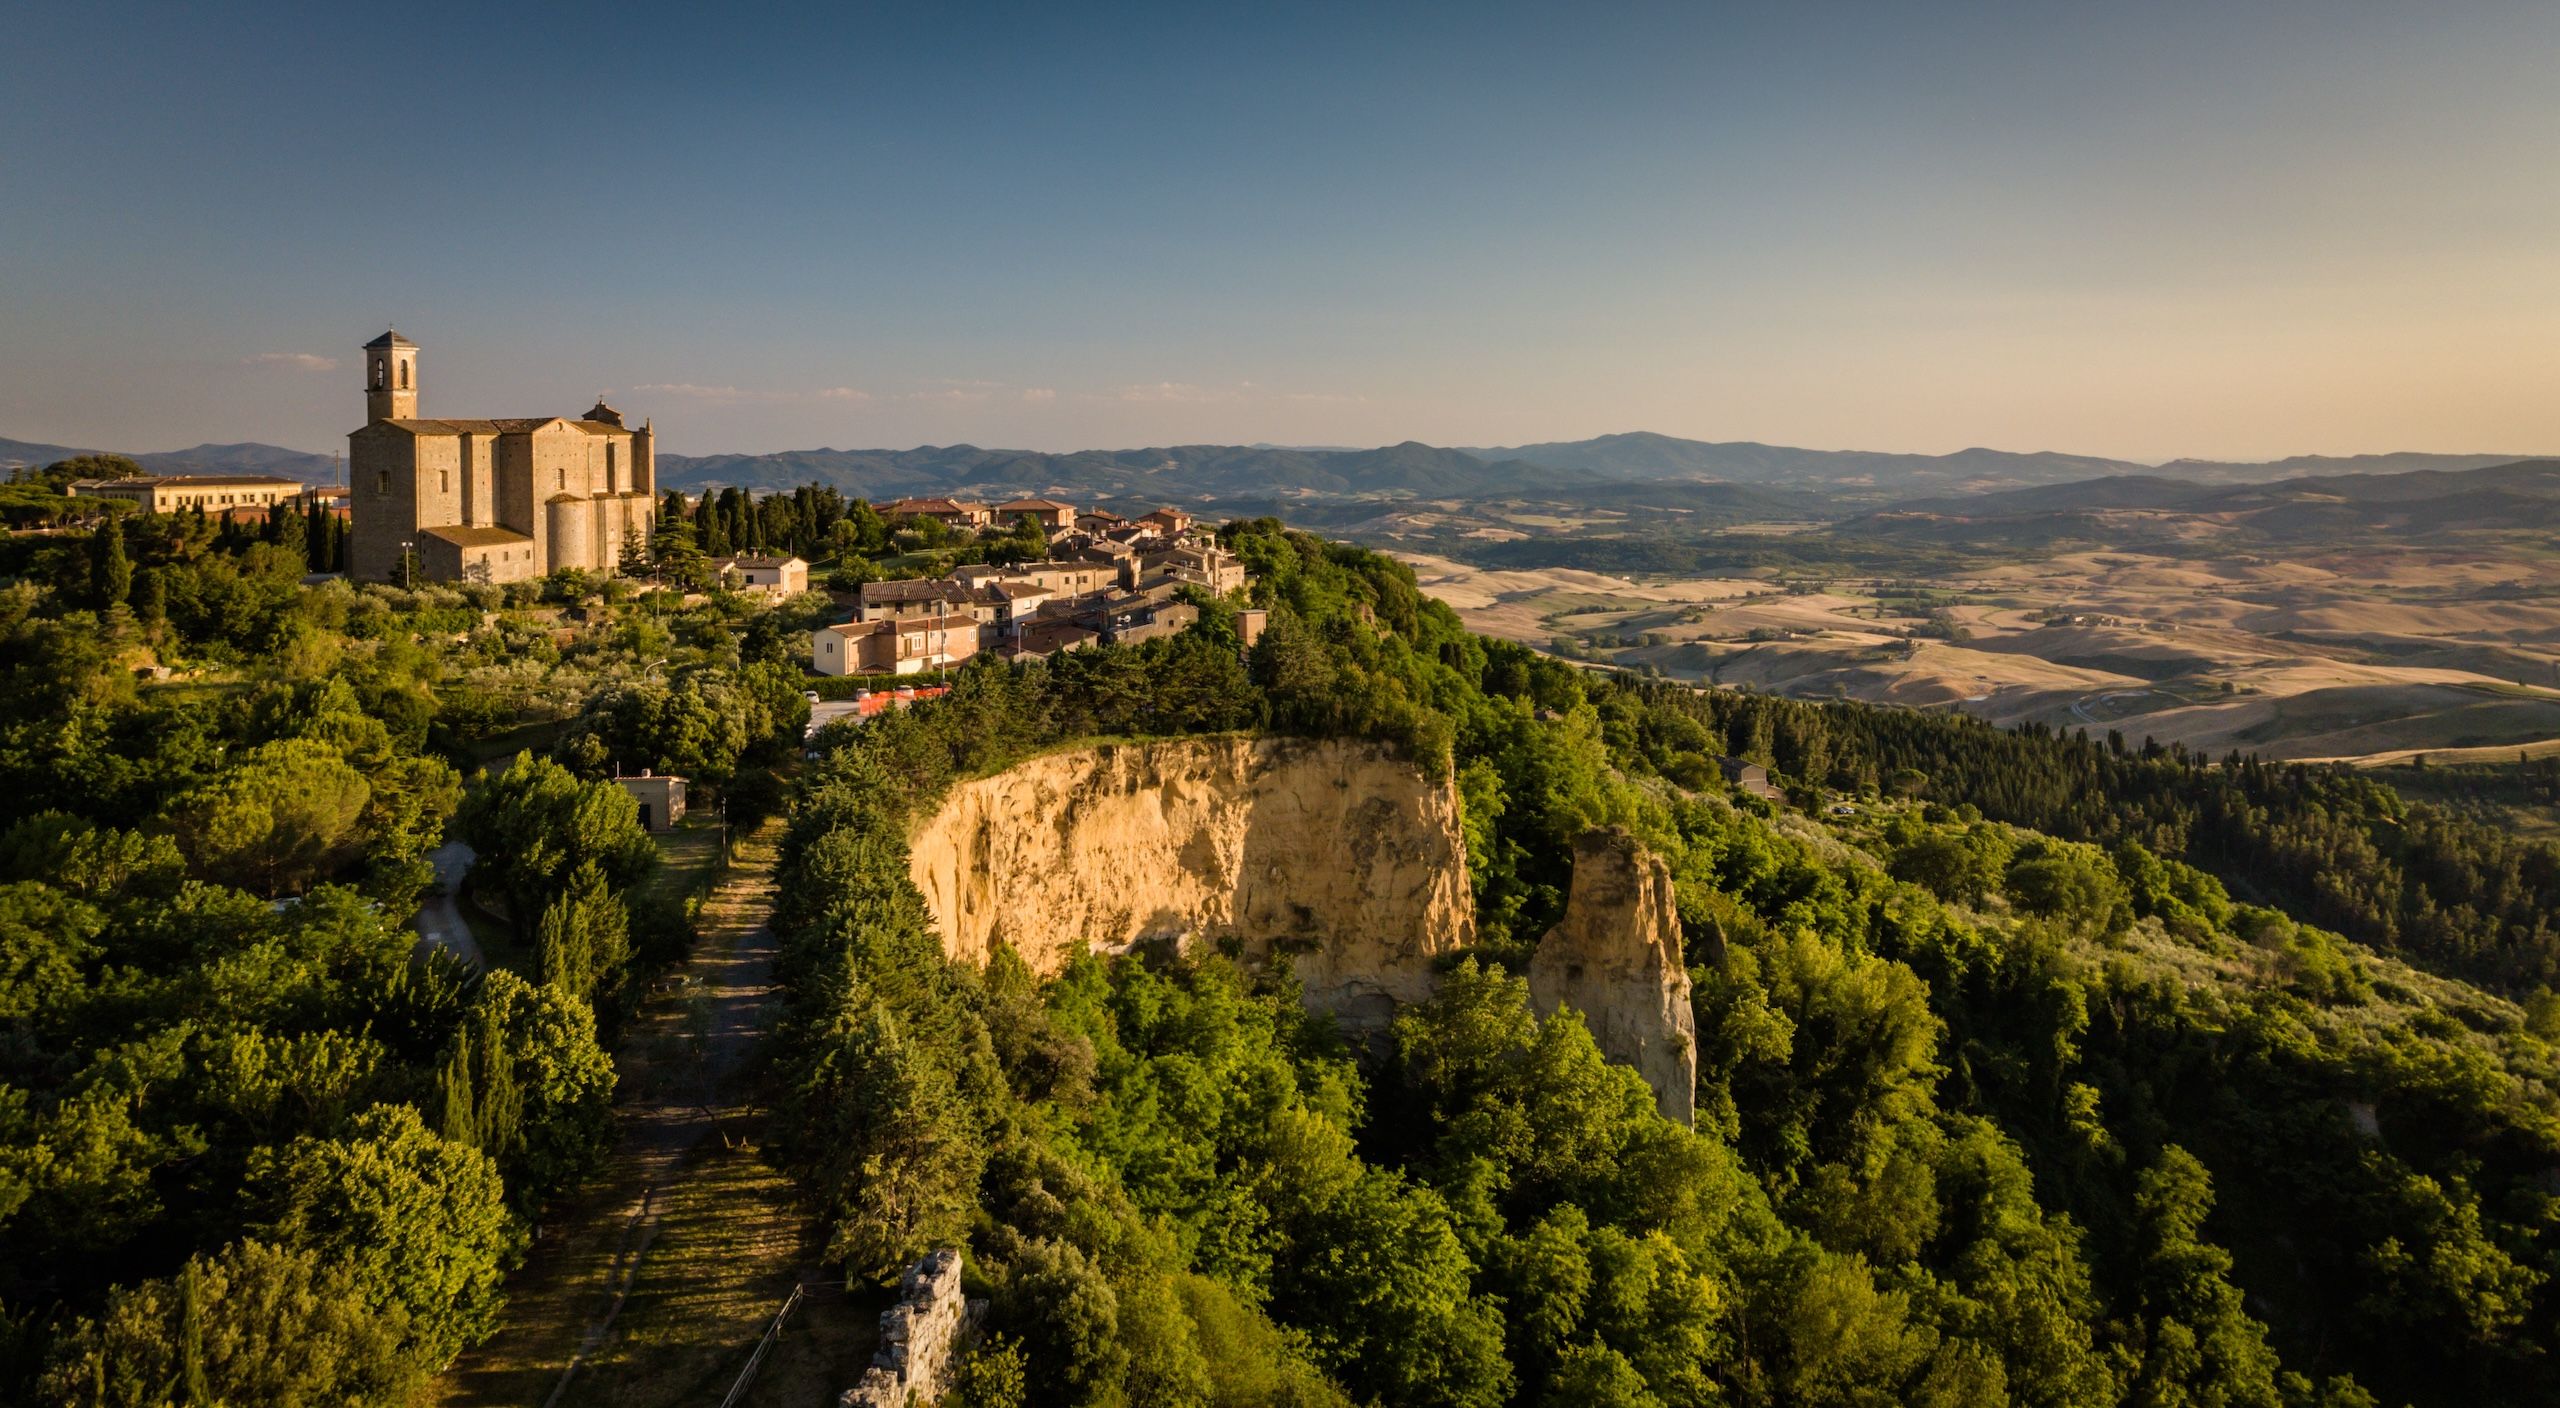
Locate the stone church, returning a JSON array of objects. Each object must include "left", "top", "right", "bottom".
[{"left": 348, "top": 330, "right": 656, "bottom": 584}]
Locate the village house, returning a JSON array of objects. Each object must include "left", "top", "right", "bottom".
[
  {"left": 881, "top": 497, "right": 993, "bottom": 531},
  {"left": 1137, "top": 505, "right": 1194, "bottom": 536},
  {"left": 1074, "top": 508, "right": 1125, "bottom": 534},
  {"left": 994, "top": 497, "right": 1077, "bottom": 531},
  {"left": 986, "top": 579, "right": 1053, "bottom": 633},
  {"left": 1139, "top": 542, "right": 1246, "bottom": 595},
  {"left": 713, "top": 554, "right": 809, "bottom": 596},
  {"left": 1014, "top": 617, "right": 1101, "bottom": 658},
  {"left": 1093, "top": 593, "right": 1200, "bottom": 646},
  {"left": 956, "top": 558, "right": 1122, "bottom": 600},
  {"left": 811, "top": 611, "right": 981, "bottom": 676},
  {"left": 856, "top": 577, "right": 979, "bottom": 622}
]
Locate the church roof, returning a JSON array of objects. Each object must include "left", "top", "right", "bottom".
[
  {"left": 371, "top": 416, "right": 630, "bottom": 437},
  {"left": 364, "top": 329, "right": 417, "bottom": 350}
]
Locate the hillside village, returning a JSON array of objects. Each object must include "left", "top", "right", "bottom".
[{"left": 809, "top": 497, "right": 1256, "bottom": 674}]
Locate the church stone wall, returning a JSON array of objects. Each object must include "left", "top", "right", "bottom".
[
  {"left": 349, "top": 429, "right": 419, "bottom": 583},
  {"left": 546, "top": 495, "right": 592, "bottom": 574}
]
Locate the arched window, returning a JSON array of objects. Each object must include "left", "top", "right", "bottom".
[
  {"left": 399, "top": 359, "right": 410, "bottom": 389},
  {"left": 372, "top": 358, "right": 385, "bottom": 389}
]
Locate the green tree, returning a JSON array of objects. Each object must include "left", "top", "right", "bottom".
[
  {"left": 39, "top": 1239, "right": 420, "bottom": 1407},
  {"left": 455, "top": 752, "right": 655, "bottom": 936},
  {"left": 90, "top": 520, "right": 132, "bottom": 611},
  {"left": 247, "top": 1103, "right": 519, "bottom": 1367},
  {"left": 169, "top": 737, "right": 372, "bottom": 896}
]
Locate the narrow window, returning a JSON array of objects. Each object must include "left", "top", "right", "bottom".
[
  {"left": 440, "top": 471, "right": 450, "bottom": 494},
  {"left": 399, "top": 359, "right": 410, "bottom": 389},
  {"left": 373, "top": 358, "right": 385, "bottom": 389},
  {"left": 377, "top": 470, "right": 390, "bottom": 494},
  {"left": 556, "top": 468, "right": 565, "bottom": 491},
  {"left": 606, "top": 443, "right": 618, "bottom": 493}
]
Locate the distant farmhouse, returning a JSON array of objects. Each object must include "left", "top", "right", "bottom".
[{"left": 347, "top": 330, "right": 657, "bottom": 584}]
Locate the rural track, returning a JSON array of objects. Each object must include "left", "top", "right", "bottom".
[{"left": 434, "top": 822, "right": 785, "bottom": 1407}]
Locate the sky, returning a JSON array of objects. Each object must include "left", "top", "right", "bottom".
[{"left": 5, "top": 0, "right": 2558, "bottom": 461}]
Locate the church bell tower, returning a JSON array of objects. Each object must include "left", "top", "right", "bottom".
[{"left": 364, "top": 329, "right": 418, "bottom": 421}]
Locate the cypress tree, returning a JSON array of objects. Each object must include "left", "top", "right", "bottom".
[
  {"left": 134, "top": 567, "right": 167, "bottom": 634},
  {"left": 536, "top": 890, "right": 593, "bottom": 1001},
  {"left": 90, "top": 518, "right": 131, "bottom": 608},
  {"left": 476, "top": 1005, "right": 523, "bottom": 1161},
  {"left": 180, "top": 1255, "right": 210, "bottom": 1406},
  {"left": 438, "top": 1033, "right": 479, "bottom": 1147}
]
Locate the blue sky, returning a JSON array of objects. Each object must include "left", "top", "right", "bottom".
[{"left": 6, "top": 1, "right": 2557, "bottom": 459}]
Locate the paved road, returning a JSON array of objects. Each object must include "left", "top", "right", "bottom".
[{"left": 416, "top": 839, "right": 486, "bottom": 967}]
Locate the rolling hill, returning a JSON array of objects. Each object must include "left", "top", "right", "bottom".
[{"left": 1, "top": 436, "right": 339, "bottom": 481}]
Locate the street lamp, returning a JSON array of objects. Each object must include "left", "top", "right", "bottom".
[{"left": 398, "top": 539, "right": 415, "bottom": 590}]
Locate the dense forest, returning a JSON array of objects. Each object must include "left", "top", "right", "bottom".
[
  {"left": 774, "top": 521, "right": 2558, "bottom": 1408},
  {"left": 0, "top": 481, "right": 819, "bottom": 1402},
  {"left": 0, "top": 481, "right": 2553, "bottom": 1406},
  {"left": 1619, "top": 683, "right": 2560, "bottom": 997}
]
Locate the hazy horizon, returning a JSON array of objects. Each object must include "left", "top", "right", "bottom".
[{"left": 8, "top": 1, "right": 2558, "bottom": 462}]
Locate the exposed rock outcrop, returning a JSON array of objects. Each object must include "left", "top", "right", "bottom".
[
  {"left": 908, "top": 736, "right": 1476, "bottom": 1027},
  {"left": 840, "top": 1249, "right": 981, "bottom": 1408},
  {"left": 1528, "top": 829, "right": 1696, "bottom": 1124}
]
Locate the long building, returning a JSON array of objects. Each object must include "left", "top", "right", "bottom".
[
  {"left": 68, "top": 474, "right": 309, "bottom": 515},
  {"left": 346, "top": 329, "right": 656, "bottom": 584}
]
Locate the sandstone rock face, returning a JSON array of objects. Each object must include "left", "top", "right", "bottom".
[
  {"left": 908, "top": 736, "right": 1477, "bottom": 1026},
  {"left": 841, "top": 1249, "right": 981, "bottom": 1408},
  {"left": 1528, "top": 829, "right": 1696, "bottom": 1124}
]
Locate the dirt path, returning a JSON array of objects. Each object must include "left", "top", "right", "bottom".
[{"left": 436, "top": 821, "right": 805, "bottom": 1407}]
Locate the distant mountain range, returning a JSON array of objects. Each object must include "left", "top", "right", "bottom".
[
  {"left": 0, "top": 436, "right": 341, "bottom": 482},
  {"left": 652, "top": 440, "right": 1589, "bottom": 501},
  {"left": 6, "top": 427, "right": 2545, "bottom": 510},
  {"left": 655, "top": 433, "right": 2548, "bottom": 503}
]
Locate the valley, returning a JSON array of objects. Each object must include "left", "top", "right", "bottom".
[{"left": 1362, "top": 463, "right": 2560, "bottom": 764}]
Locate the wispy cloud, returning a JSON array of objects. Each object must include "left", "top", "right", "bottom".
[
  {"left": 1021, "top": 387, "right": 1057, "bottom": 403},
  {"left": 247, "top": 352, "right": 337, "bottom": 371},
  {"left": 631, "top": 382, "right": 864, "bottom": 406},
  {"left": 1107, "top": 381, "right": 1242, "bottom": 405}
]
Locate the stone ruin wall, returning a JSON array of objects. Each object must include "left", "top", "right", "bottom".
[{"left": 840, "top": 1249, "right": 980, "bottom": 1408}]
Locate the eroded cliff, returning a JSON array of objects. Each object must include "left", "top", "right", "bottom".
[
  {"left": 1528, "top": 829, "right": 1697, "bottom": 1124},
  {"left": 907, "top": 738, "right": 1697, "bottom": 1120},
  {"left": 908, "top": 736, "right": 1476, "bottom": 1026}
]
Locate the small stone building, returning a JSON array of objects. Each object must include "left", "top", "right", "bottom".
[
  {"left": 613, "top": 771, "right": 686, "bottom": 832},
  {"left": 717, "top": 554, "right": 808, "bottom": 596},
  {"left": 1717, "top": 756, "right": 1784, "bottom": 802}
]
